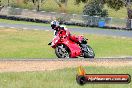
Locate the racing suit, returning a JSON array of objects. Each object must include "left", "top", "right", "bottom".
[{"left": 48, "top": 26, "right": 80, "bottom": 45}]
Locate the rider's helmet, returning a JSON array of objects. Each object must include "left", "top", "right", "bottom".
[{"left": 51, "top": 20, "right": 59, "bottom": 30}]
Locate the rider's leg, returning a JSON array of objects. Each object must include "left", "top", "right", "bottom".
[{"left": 69, "top": 35, "right": 80, "bottom": 43}]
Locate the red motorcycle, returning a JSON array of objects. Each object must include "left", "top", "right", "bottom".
[{"left": 49, "top": 30, "right": 95, "bottom": 58}]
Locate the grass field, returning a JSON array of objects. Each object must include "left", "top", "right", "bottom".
[
  {"left": 0, "top": 19, "right": 50, "bottom": 27},
  {"left": 0, "top": 66, "right": 131, "bottom": 88},
  {"left": 0, "top": 28, "right": 132, "bottom": 58}
]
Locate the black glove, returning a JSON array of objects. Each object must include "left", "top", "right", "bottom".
[{"left": 48, "top": 42, "right": 52, "bottom": 45}]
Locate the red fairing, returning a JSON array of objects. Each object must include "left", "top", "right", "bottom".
[
  {"left": 78, "top": 35, "right": 84, "bottom": 42},
  {"left": 51, "top": 29, "right": 82, "bottom": 58},
  {"left": 60, "top": 39, "right": 81, "bottom": 58}
]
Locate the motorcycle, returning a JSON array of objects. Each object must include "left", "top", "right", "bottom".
[{"left": 49, "top": 29, "right": 95, "bottom": 58}]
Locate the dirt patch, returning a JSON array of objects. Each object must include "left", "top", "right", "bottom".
[
  {"left": 0, "top": 29, "right": 18, "bottom": 32},
  {"left": 0, "top": 60, "right": 132, "bottom": 72}
]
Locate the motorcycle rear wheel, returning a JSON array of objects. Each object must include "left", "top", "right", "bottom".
[
  {"left": 55, "top": 44, "right": 70, "bottom": 58},
  {"left": 84, "top": 45, "right": 95, "bottom": 58}
]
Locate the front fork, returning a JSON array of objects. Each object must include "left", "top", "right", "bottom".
[{"left": 79, "top": 44, "right": 88, "bottom": 57}]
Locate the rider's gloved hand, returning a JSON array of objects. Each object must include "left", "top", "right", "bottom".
[{"left": 48, "top": 42, "right": 52, "bottom": 45}]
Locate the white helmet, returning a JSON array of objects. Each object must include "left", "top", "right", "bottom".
[{"left": 51, "top": 20, "right": 59, "bottom": 29}]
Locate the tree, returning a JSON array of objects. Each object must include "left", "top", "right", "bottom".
[
  {"left": 19, "top": 0, "right": 47, "bottom": 11},
  {"left": 83, "top": 0, "right": 108, "bottom": 17},
  {"left": 31, "top": 0, "right": 47, "bottom": 11},
  {"left": 103, "top": 0, "right": 124, "bottom": 11},
  {"left": 54, "top": 0, "right": 68, "bottom": 12},
  {"left": 76, "top": 0, "right": 132, "bottom": 18},
  {"left": 0, "top": 0, "right": 2, "bottom": 6},
  {"left": 76, "top": 0, "right": 132, "bottom": 28},
  {"left": 75, "top": 0, "right": 125, "bottom": 10}
]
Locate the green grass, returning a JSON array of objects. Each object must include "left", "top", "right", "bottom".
[
  {"left": 0, "top": 28, "right": 132, "bottom": 58},
  {"left": 0, "top": 28, "right": 55, "bottom": 58},
  {"left": 86, "top": 34, "right": 132, "bottom": 57},
  {"left": 0, "top": 19, "right": 50, "bottom": 26},
  {"left": 0, "top": 66, "right": 131, "bottom": 88}
]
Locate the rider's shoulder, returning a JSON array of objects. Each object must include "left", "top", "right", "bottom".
[
  {"left": 60, "top": 25, "right": 66, "bottom": 28},
  {"left": 60, "top": 25, "right": 68, "bottom": 30}
]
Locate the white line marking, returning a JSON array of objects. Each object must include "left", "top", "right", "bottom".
[
  {"left": 15, "top": 8, "right": 20, "bottom": 9},
  {"left": 23, "top": 28, "right": 28, "bottom": 30},
  {"left": 0, "top": 26, "right": 4, "bottom": 28},
  {"left": 23, "top": 9, "right": 28, "bottom": 11},
  {"left": 34, "top": 29, "right": 38, "bottom": 30},
  {"left": 45, "top": 30, "right": 49, "bottom": 31},
  {"left": 61, "top": 13, "right": 66, "bottom": 14},
  {"left": 41, "top": 11, "right": 46, "bottom": 13},
  {"left": 50, "top": 12, "right": 56, "bottom": 14},
  {"left": 10, "top": 27, "right": 15, "bottom": 29},
  {"left": 32, "top": 10, "right": 37, "bottom": 12},
  {"left": 7, "top": 7, "right": 11, "bottom": 8}
]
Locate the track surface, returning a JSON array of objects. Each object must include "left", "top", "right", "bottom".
[
  {"left": 0, "top": 22, "right": 132, "bottom": 38},
  {"left": 0, "top": 58, "right": 132, "bottom": 72}
]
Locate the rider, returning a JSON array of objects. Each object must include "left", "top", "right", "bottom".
[{"left": 48, "top": 20, "right": 80, "bottom": 45}]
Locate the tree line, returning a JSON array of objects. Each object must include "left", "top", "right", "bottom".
[{"left": 0, "top": 0, "right": 132, "bottom": 19}]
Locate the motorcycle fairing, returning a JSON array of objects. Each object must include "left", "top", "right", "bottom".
[{"left": 59, "top": 39, "right": 81, "bottom": 58}]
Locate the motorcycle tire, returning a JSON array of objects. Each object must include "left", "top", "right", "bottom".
[
  {"left": 55, "top": 44, "right": 70, "bottom": 58},
  {"left": 84, "top": 45, "right": 95, "bottom": 58}
]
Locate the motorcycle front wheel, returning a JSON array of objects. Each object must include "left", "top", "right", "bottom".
[
  {"left": 84, "top": 45, "right": 95, "bottom": 58},
  {"left": 55, "top": 44, "right": 70, "bottom": 58}
]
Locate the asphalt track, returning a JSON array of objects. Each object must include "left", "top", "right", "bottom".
[
  {"left": 0, "top": 22, "right": 132, "bottom": 38},
  {"left": 0, "top": 58, "right": 132, "bottom": 61}
]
